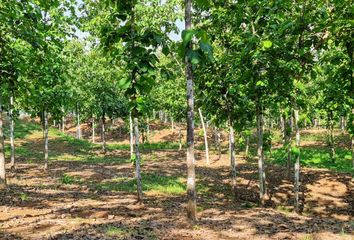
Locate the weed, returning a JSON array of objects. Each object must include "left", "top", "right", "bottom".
[
  {"left": 19, "top": 192, "right": 29, "bottom": 201},
  {"left": 60, "top": 173, "right": 81, "bottom": 185}
]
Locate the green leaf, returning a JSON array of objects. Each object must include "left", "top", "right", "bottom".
[
  {"left": 182, "top": 29, "right": 195, "bottom": 47},
  {"left": 118, "top": 78, "right": 130, "bottom": 89},
  {"left": 262, "top": 40, "right": 272, "bottom": 49}
]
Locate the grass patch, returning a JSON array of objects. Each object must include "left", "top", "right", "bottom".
[
  {"left": 60, "top": 173, "right": 82, "bottom": 184},
  {"left": 4, "top": 120, "right": 42, "bottom": 139},
  {"left": 268, "top": 147, "right": 353, "bottom": 173},
  {"left": 95, "top": 173, "right": 186, "bottom": 195}
]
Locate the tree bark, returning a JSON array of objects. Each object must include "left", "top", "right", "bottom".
[
  {"left": 44, "top": 110, "right": 49, "bottom": 170},
  {"left": 179, "top": 126, "right": 182, "bottom": 151},
  {"left": 257, "top": 103, "right": 265, "bottom": 205},
  {"left": 245, "top": 134, "right": 249, "bottom": 157},
  {"left": 329, "top": 111, "right": 335, "bottom": 160},
  {"left": 294, "top": 109, "right": 301, "bottom": 213},
  {"left": 171, "top": 117, "right": 174, "bottom": 132},
  {"left": 185, "top": 0, "right": 196, "bottom": 221},
  {"left": 280, "top": 111, "right": 285, "bottom": 146},
  {"left": 286, "top": 115, "right": 293, "bottom": 178},
  {"left": 229, "top": 123, "right": 236, "bottom": 191},
  {"left": 92, "top": 115, "right": 95, "bottom": 143},
  {"left": 133, "top": 117, "right": 143, "bottom": 202},
  {"left": 101, "top": 113, "right": 106, "bottom": 153},
  {"left": 146, "top": 117, "right": 150, "bottom": 142},
  {"left": 198, "top": 108, "right": 209, "bottom": 165},
  {"left": 129, "top": 112, "right": 134, "bottom": 159},
  {"left": 9, "top": 95, "right": 15, "bottom": 169},
  {"left": 214, "top": 127, "right": 221, "bottom": 159},
  {"left": 340, "top": 116, "right": 345, "bottom": 133},
  {"left": 76, "top": 103, "right": 81, "bottom": 139},
  {"left": 61, "top": 106, "right": 65, "bottom": 133},
  {"left": 0, "top": 99, "right": 6, "bottom": 188}
]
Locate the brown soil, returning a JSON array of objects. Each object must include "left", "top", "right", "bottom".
[{"left": 0, "top": 123, "right": 353, "bottom": 240}]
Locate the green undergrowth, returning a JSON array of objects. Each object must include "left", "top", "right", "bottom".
[
  {"left": 92, "top": 173, "right": 210, "bottom": 195},
  {"left": 95, "top": 173, "right": 186, "bottom": 194},
  {"left": 267, "top": 147, "right": 353, "bottom": 174}
]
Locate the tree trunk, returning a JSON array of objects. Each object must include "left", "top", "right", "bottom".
[
  {"left": 286, "top": 115, "right": 293, "bottom": 178},
  {"left": 294, "top": 109, "right": 301, "bottom": 213},
  {"left": 146, "top": 117, "right": 150, "bottom": 142},
  {"left": 44, "top": 110, "right": 49, "bottom": 170},
  {"left": 185, "top": 0, "right": 196, "bottom": 221},
  {"left": 257, "top": 104, "right": 265, "bottom": 205},
  {"left": 351, "top": 110, "right": 354, "bottom": 170},
  {"left": 340, "top": 116, "right": 345, "bottom": 133},
  {"left": 179, "top": 126, "right": 182, "bottom": 151},
  {"left": 198, "top": 108, "right": 209, "bottom": 165},
  {"left": 245, "top": 134, "right": 250, "bottom": 157},
  {"left": 329, "top": 111, "right": 335, "bottom": 160},
  {"left": 171, "top": 117, "right": 174, "bottom": 132},
  {"left": 280, "top": 111, "right": 285, "bottom": 146},
  {"left": 129, "top": 112, "right": 134, "bottom": 159},
  {"left": 352, "top": 135, "right": 354, "bottom": 170},
  {"left": 0, "top": 99, "right": 6, "bottom": 188},
  {"left": 229, "top": 123, "right": 236, "bottom": 191},
  {"left": 61, "top": 106, "right": 65, "bottom": 133},
  {"left": 214, "top": 127, "right": 221, "bottom": 159},
  {"left": 164, "top": 112, "right": 168, "bottom": 123},
  {"left": 133, "top": 117, "right": 143, "bottom": 202},
  {"left": 92, "top": 115, "right": 95, "bottom": 143},
  {"left": 76, "top": 103, "right": 81, "bottom": 139},
  {"left": 101, "top": 114, "right": 106, "bottom": 153},
  {"left": 9, "top": 95, "right": 15, "bottom": 169}
]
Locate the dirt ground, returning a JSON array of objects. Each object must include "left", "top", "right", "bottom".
[{"left": 0, "top": 121, "right": 353, "bottom": 240}]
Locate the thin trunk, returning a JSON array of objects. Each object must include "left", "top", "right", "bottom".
[
  {"left": 44, "top": 110, "right": 49, "bottom": 170},
  {"left": 352, "top": 136, "right": 354, "bottom": 170},
  {"left": 329, "top": 111, "right": 335, "bottom": 160},
  {"left": 92, "top": 115, "right": 95, "bottom": 143},
  {"left": 9, "top": 95, "right": 15, "bottom": 169},
  {"left": 101, "top": 114, "right": 106, "bottom": 153},
  {"left": 340, "top": 116, "right": 345, "bottom": 133},
  {"left": 0, "top": 99, "right": 6, "bottom": 188},
  {"left": 146, "top": 117, "right": 150, "bottom": 142},
  {"left": 134, "top": 117, "right": 143, "bottom": 202},
  {"left": 245, "top": 135, "right": 250, "bottom": 157},
  {"left": 152, "top": 109, "right": 156, "bottom": 119},
  {"left": 198, "top": 108, "right": 209, "bottom": 165},
  {"left": 164, "top": 112, "right": 168, "bottom": 123},
  {"left": 61, "top": 106, "right": 65, "bottom": 133},
  {"left": 171, "top": 117, "right": 174, "bottom": 132},
  {"left": 294, "top": 109, "right": 301, "bottom": 213},
  {"left": 229, "top": 123, "right": 236, "bottom": 191},
  {"left": 257, "top": 104, "right": 265, "bottom": 205},
  {"left": 214, "top": 127, "right": 221, "bottom": 159},
  {"left": 280, "top": 111, "right": 285, "bottom": 146},
  {"left": 129, "top": 112, "right": 134, "bottom": 159},
  {"left": 185, "top": 0, "right": 196, "bottom": 221},
  {"left": 286, "top": 115, "right": 293, "bottom": 178},
  {"left": 352, "top": 110, "right": 354, "bottom": 169},
  {"left": 76, "top": 104, "right": 81, "bottom": 139},
  {"left": 179, "top": 126, "right": 182, "bottom": 151}
]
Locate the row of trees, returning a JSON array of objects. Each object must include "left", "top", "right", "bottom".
[{"left": 0, "top": 0, "right": 352, "bottom": 221}]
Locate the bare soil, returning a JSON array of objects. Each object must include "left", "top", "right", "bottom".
[{"left": 0, "top": 122, "right": 353, "bottom": 240}]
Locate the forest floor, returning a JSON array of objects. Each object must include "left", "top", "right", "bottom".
[{"left": 0, "top": 119, "right": 353, "bottom": 240}]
